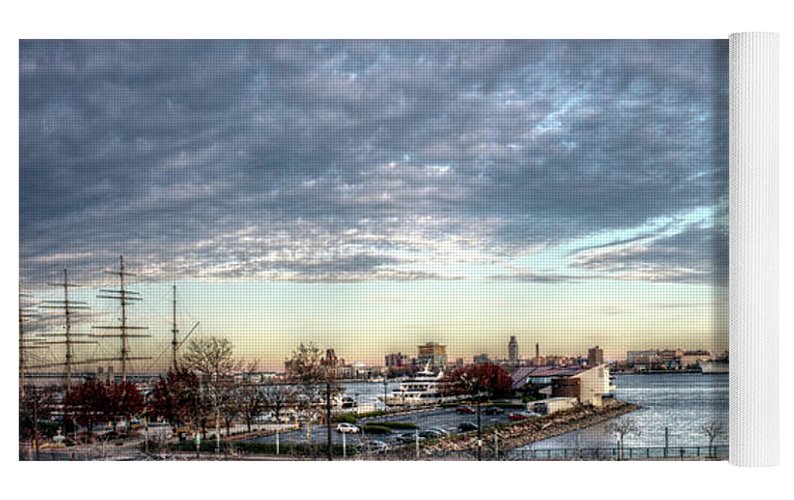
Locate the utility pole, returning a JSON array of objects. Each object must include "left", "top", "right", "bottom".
[
  {"left": 94, "top": 256, "right": 150, "bottom": 383},
  {"left": 326, "top": 381, "right": 333, "bottom": 461},
  {"left": 171, "top": 284, "right": 179, "bottom": 371}
]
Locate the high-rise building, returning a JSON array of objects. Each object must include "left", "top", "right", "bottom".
[
  {"left": 588, "top": 346, "right": 604, "bottom": 366},
  {"left": 508, "top": 335, "right": 519, "bottom": 364},
  {"left": 416, "top": 342, "right": 447, "bottom": 369}
]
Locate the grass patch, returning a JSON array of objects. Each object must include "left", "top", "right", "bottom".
[
  {"left": 172, "top": 440, "right": 355, "bottom": 457},
  {"left": 367, "top": 421, "right": 417, "bottom": 430},
  {"left": 333, "top": 413, "right": 359, "bottom": 424},
  {"left": 488, "top": 401, "right": 525, "bottom": 409},
  {"left": 359, "top": 424, "right": 393, "bottom": 434}
]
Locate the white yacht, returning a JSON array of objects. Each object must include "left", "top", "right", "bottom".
[{"left": 379, "top": 366, "right": 451, "bottom": 406}]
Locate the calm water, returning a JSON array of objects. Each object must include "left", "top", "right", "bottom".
[{"left": 518, "top": 373, "right": 728, "bottom": 451}]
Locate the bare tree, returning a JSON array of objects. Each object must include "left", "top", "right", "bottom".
[
  {"left": 702, "top": 420, "right": 726, "bottom": 458},
  {"left": 235, "top": 363, "right": 267, "bottom": 433},
  {"left": 262, "top": 384, "right": 297, "bottom": 425},
  {"left": 286, "top": 343, "right": 340, "bottom": 460},
  {"left": 182, "top": 337, "right": 242, "bottom": 452},
  {"left": 607, "top": 419, "right": 639, "bottom": 460}
]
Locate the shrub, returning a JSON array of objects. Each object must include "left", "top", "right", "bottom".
[
  {"left": 333, "top": 413, "right": 359, "bottom": 424},
  {"left": 359, "top": 424, "right": 393, "bottom": 434},
  {"left": 367, "top": 421, "right": 417, "bottom": 430}
]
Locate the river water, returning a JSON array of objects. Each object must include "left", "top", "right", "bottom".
[{"left": 516, "top": 373, "right": 728, "bottom": 451}]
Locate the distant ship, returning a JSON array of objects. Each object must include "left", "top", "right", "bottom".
[
  {"left": 699, "top": 360, "right": 729, "bottom": 374},
  {"left": 379, "top": 365, "right": 451, "bottom": 406}
]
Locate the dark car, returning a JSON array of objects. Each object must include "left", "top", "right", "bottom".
[
  {"left": 484, "top": 406, "right": 505, "bottom": 415},
  {"left": 419, "top": 429, "right": 444, "bottom": 439},
  {"left": 397, "top": 432, "right": 425, "bottom": 443},
  {"left": 357, "top": 440, "right": 389, "bottom": 454},
  {"left": 456, "top": 405, "right": 476, "bottom": 414},
  {"left": 458, "top": 422, "right": 478, "bottom": 432}
]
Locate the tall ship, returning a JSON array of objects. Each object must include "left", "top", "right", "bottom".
[
  {"left": 379, "top": 366, "right": 450, "bottom": 406},
  {"left": 699, "top": 360, "right": 729, "bottom": 374}
]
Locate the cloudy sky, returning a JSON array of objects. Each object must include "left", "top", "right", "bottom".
[{"left": 20, "top": 40, "right": 728, "bottom": 370}]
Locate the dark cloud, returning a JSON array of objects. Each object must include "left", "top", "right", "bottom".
[
  {"left": 19, "top": 40, "right": 728, "bottom": 284},
  {"left": 570, "top": 219, "right": 728, "bottom": 285}
]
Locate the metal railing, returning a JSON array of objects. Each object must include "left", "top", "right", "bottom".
[{"left": 502, "top": 445, "right": 729, "bottom": 461}]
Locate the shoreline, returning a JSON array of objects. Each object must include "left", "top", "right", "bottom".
[{"left": 414, "top": 400, "right": 641, "bottom": 457}]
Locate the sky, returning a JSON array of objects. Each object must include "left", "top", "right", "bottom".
[{"left": 19, "top": 40, "right": 728, "bottom": 371}]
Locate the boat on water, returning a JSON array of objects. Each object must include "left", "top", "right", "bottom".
[
  {"left": 379, "top": 366, "right": 452, "bottom": 406},
  {"left": 699, "top": 360, "right": 729, "bottom": 374}
]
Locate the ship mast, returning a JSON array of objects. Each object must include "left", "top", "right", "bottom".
[
  {"left": 93, "top": 256, "right": 150, "bottom": 383},
  {"left": 39, "top": 269, "right": 93, "bottom": 394},
  {"left": 18, "top": 292, "right": 44, "bottom": 398}
]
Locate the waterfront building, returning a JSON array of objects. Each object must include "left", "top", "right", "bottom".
[
  {"left": 416, "top": 342, "right": 447, "bottom": 370},
  {"left": 508, "top": 335, "right": 519, "bottom": 365},
  {"left": 587, "top": 346, "right": 604, "bottom": 366},
  {"left": 473, "top": 353, "right": 491, "bottom": 364},
  {"left": 571, "top": 365, "right": 613, "bottom": 407},
  {"left": 626, "top": 350, "right": 660, "bottom": 369},
  {"left": 680, "top": 350, "right": 711, "bottom": 369},
  {"left": 528, "top": 396, "right": 578, "bottom": 415},
  {"left": 385, "top": 352, "right": 409, "bottom": 367},
  {"left": 512, "top": 364, "right": 614, "bottom": 407}
]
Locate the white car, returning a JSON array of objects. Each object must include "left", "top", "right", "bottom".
[{"left": 336, "top": 423, "right": 360, "bottom": 433}]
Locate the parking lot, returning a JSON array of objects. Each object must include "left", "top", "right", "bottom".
[{"left": 247, "top": 405, "right": 520, "bottom": 449}]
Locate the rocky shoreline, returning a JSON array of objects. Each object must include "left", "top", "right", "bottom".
[{"left": 416, "top": 400, "right": 641, "bottom": 457}]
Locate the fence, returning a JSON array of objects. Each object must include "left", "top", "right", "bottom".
[
  {"left": 504, "top": 445, "right": 729, "bottom": 460},
  {"left": 360, "top": 445, "right": 729, "bottom": 461}
]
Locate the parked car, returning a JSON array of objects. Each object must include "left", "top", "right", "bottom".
[
  {"left": 358, "top": 440, "right": 390, "bottom": 454},
  {"left": 485, "top": 406, "right": 505, "bottom": 415},
  {"left": 456, "top": 405, "right": 476, "bottom": 414},
  {"left": 397, "top": 432, "right": 425, "bottom": 443},
  {"left": 508, "top": 411, "right": 539, "bottom": 421},
  {"left": 458, "top": 422, "right": 478, "bottom": 432},
  {"left": 427, "top": 427, "right": 451, "bottom": 436},
  {"left": 419, "top": 429, "right": 445, "bottom": 439},
  {"left": 336, "top": 423, "right": 360, "bottom": 433}
]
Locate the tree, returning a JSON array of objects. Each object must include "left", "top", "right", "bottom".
[
  {"left": 702, "top": 420, "right": 726, "bottom": 458},
  {"left": 262, "top": 384, "right": 297, "bottom": 425},
  {"left": 286, "top": 343, "right": 341, "bottom": 460},
  {"left": 441, "top": 363, "right": 513, "bottom": 460},
  {"left": 228, "top": 363, "right": 266, "bottom": 434},
  {"left": 65, "top": 378, "right": 112, "bottom": 438},
  {"left": 182, "top": 336, "right": 242, "bottom": 452},
  {"left": 19, "top": 385, "right": 56, "bottom": 460},
  {"left": 64, "top": 379, "right": 144, "bottom": 439},
  {"left": 107, "top": 381, "right": 144, "bottom": 429},
  {"left": 148, "top": 368, "right": 207, "bottom": 434},
  {"left": 607, "top": 418, "right": 639, "bottom": 460}
]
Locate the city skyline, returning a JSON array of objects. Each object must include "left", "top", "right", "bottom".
[{"left": 20, "top": 40, "right": 728, "bottom": 372}]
